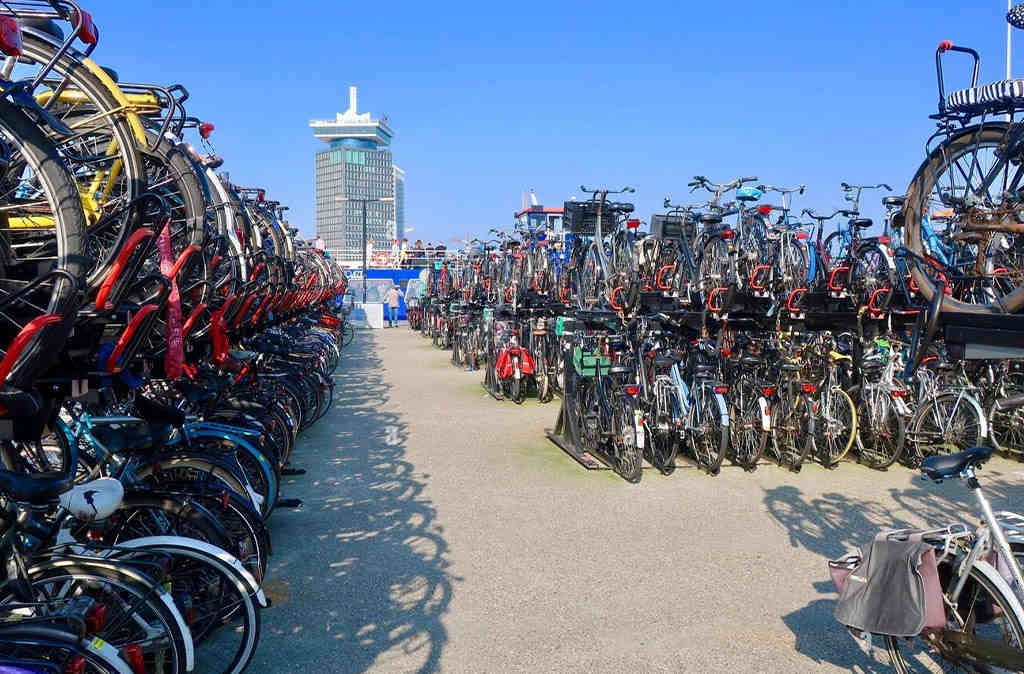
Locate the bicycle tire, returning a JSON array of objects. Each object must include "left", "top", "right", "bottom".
[
  {"left": 910, "top": 393, "right": 984, "bottom": 459},
  {"left": 903, "top": 122, "right": 1024, "bottom": 313},
  {"left": 20, "top": 33, "right": 144, "bottom": 288},
  {"left": 687, "top": 387, "right": 725, "bottom": 475},
  {"left": 112, "top": 541, "right": 262, "bottom": 674},
  {"left": 729, "top": 380, "right": 767, "bottom": 471},
  {"left": 815, "top": 387, "right": 857, "bottom": 468},
  {"left": 612, "top": 394, "right": 642, "bottom": 482},
  {"left": 850, "top": 385, "right": 906, "bottom": 470},
  {"left": 885, "top": 558, "right": 1024, "bottom": 672},
  {"left": 26, "top": 565, "right": 189, "bottom": 674},
  {"left": 0, "top": 99, "right": 87, "bottom": 386}
]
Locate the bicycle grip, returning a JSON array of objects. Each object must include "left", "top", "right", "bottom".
[{"left": 742, "top": 176, "right": 758, "bottom": 183}]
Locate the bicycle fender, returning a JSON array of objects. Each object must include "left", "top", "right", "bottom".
[
  {"left": 758, "top": 396, "right": 772, "bottom": 431},
  {"left": 114, "top": 535, "right": 268, "bottom": 609},
  {"left": 714, "top": 393, "right": 730, "bottom": 427},
  {"left": 28, "top": 556, "right": 194, "bottom": 671},
  {"left": 81, "top": 636, "right": 134, "bottom": 674}
]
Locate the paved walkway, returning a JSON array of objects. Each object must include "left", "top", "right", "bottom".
[{"left": 252, "top": 326, "right": 1024, "bottom": 673}]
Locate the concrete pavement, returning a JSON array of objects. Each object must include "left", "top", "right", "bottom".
[{"left": 252, "top": 326, "right": 1024, "bottom": 673}]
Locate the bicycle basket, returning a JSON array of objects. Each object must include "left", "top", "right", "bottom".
[
  {"left": 650, "top": 214, "right": 696, "bottom": 243},
  {"left": 563, "top": 201, "right": 610, "bottom": 236},
  {"left": 572, "top": 346, "right": 611, "bottom": 377}
]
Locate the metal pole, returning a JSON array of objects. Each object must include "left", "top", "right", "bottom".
[
  {"left": 361, "top": 199, "right": 368, "bottom": 303},
  {"left": 1009, "top": 0, "right": 1014, "bottom": 122}
]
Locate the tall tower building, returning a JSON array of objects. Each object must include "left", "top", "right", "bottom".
[{"left": 311, "top": 87, "right": 405, "bottom": 263}]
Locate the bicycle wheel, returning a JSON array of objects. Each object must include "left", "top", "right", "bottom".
[
  {"left": 27, "top": 566, "right": 189, "bottom": 674},
  {"left": 848, "top": 243, "right": 894, "bottom": 307},
  {"left": 777, "top": 237, "right": 809, "bottom": 292},
  {"left": 0, "top": 625, "right": 133, "bottom": 674},
  {"left": 991, "top": 372, "right": 1024, "bottom": 456},
  {"left": 511, "top": 367, "right": 523, "bottom": 404},
  {"left": 885, "top": 559, "right": 1024, "bottom": 673},
  {"left": 822, "top": 231, "right": 849, "bottom": 271},
  {"left": 113, "top": 542, "right": 262, "bottom": 674},
  {"left": 0, "top": 98, "right": 86, "bottom": 383},
  {"left": 911, "top": 393, "right": 984, "bottom": 458},
  {"left": 646, "top": 384, "right": 680, "bottom": 475},
  {"left": 20, "top": 33, "right": 144, "bottom": 287},
  {"left": 687, "top": 387, "right": 725, "bottom": 475},
  {"left": 536, "top": 344, "right": 551, "bottom": 403},
  {"left": 697, "top": 237, "right": 731, "bottom": 297},
  {"left": 611, "top": 394, "right": 642, "bottom": 483},
  {"left": 852, "top": 386, "right": 906, "bottom": 469},
  {"left": 770, "top": 390, "right": 812, "bottom": 471},
  {"left": 815, "top": 387, "right": 857, "bottom": 468},
  {"left": 730, "top": 380, "right": 767, "bottom": 471},
  {"left": 903, "top": 123, "right": 1024, "bottom": 313}
]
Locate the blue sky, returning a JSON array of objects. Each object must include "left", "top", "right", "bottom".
[{"left": 85, "top": 0, "right": 1017, "bottom": 243}]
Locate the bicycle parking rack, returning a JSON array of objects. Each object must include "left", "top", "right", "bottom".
[{"left": 544, "top": 337, "right": 607, "bottom": 471}]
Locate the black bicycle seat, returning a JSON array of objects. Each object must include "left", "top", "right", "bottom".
[
  {"left": 134, "top": 395, "right": 186, "bottom": 428},
  {"left": 851, "top": 218, "right": 873, "bottom": 229},
  {"left": 780, "top": 362, "right": 800, "bottom": 373},
  {"left": 740, "top": 355, "right": 763, "bottom": 369},
  {"left": 88, "top": 417, "right": 156, "bottom": 456},
  {"left": 921, "top": 445, "right": 993, "bottom": 481},
  {"left": 700, "top": 214, "right": 723, "bottom": 226},
  {"left": 694, "top": 364, "right": 717, "bottom": 378},
  {"left": 0, "top": 469, "right": 73, "bottom": 505},
  {"left": 882, "top": 196, "right": 905, "bottom": 208}
]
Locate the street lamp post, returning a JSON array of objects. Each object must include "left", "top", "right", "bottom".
[{"left": 336, "top": 196, "right": 394, "bottom": 303}]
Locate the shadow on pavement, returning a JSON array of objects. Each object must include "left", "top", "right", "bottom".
[{"left": 259, "top": 330, "right": 456, "bottom": 673}]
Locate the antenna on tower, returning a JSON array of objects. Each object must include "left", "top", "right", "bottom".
[{"left": 529, "top": 189, "right": 539, "bottom": 207}]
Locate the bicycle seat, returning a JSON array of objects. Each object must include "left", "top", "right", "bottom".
[
  {"left": 883, "top": 196, "right": 905, "bottom": 208},
  {"left": 694, "top": 364, "right": 717, "bottom": 378},
  {"left": 700, "top": 214, "right": 723, "bottom": 226},
  {"left": 861, "top": 360, "right": 884, "bottom": 373},
  {"left": 608, "top": 364, "right": 632, "bottom": 375},
  {"left": 780, "top": 362, "right": 800, "bottom": 373},
  {"left": 851, "top": 218, "right": 873, "bottom": 229},
  {"left": 740, "top": 355, "right": 763, "bottom": 369},
  {"left": 946, "top": 79, "right": 1024, "bottom": 116},
  {"left": 653, "top": 355, "right": 677, "bottom": 369},
  {"left": 0, "top": 468, "right": 73, "bottom": 505},
  {"left": 921, "top": 445, "right": 993, "bottom": 481},
  {"left": 89, "top": 417, "right": 156, "bottom": 455},
  {"left": 134, "top": 395, "right": 186, "bottom": 428}
]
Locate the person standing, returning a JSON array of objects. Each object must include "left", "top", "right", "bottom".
[{"left": 384, "top": 283, "right": 403, "bottom": 328}]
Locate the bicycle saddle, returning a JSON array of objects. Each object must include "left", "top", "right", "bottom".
[
  {"left": 89, "top": 417, "right": 157, "bottom": 456},
  {"left": 134, "top": 394, "right": 186, "bottom": 428},
  {"left": 0, "top": 468, "right": 74, "bottom": 505},
  {"left": 693, "top": 364, "right": 717, "bottom": 378},
  {"left": 652, "top": 355, "right": 677, "bottom": 368},
  {"left": 882, "top": 196, "right": 905, "bottom": 208},
  {"left": 700, "top": 214, "right": 723, "bottom": 226},
  {"left": 851, "top": 218, "right": 873, "bottom": 229},
  {"left": 921, "top": 445, "right": 992, "bottom": 481},
  {"left": 740, "top": 355, "right": 763, "bottom": 369},
  {"left": 780, "top": 362, "right": 800, "bottom": 373}
]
